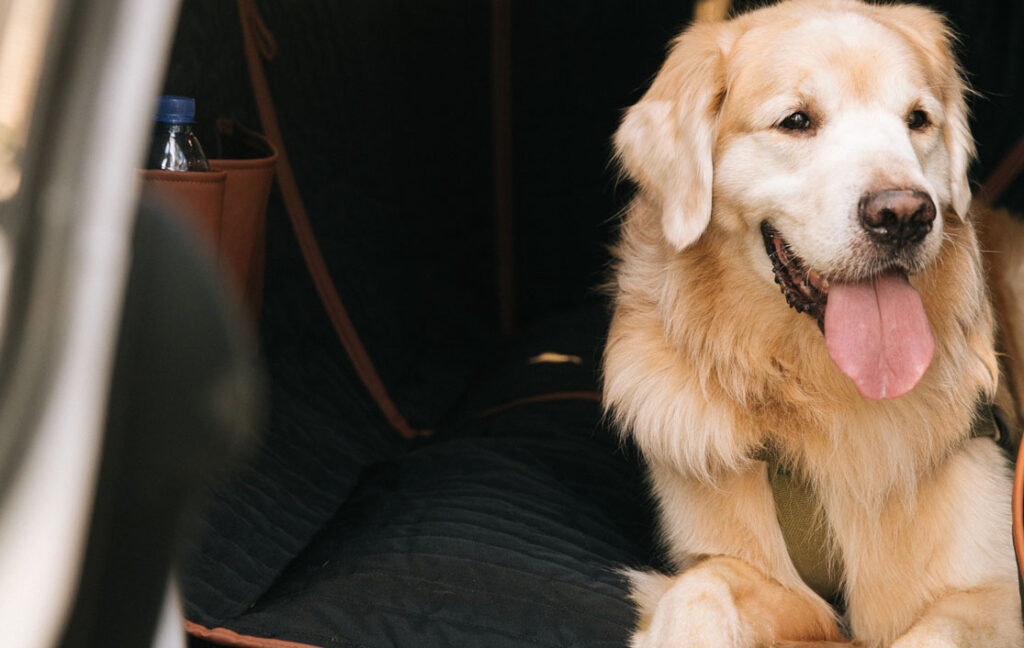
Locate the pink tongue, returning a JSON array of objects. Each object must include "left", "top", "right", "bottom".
[{"left": 824, "top": 271, "right": 934, "bottom": 400}]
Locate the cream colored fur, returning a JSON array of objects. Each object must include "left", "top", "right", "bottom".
[{"left": 603, "top": 1, "right": 1024, "bottom": 646}]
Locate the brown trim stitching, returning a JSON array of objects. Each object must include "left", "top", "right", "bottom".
[
  {"left": 693, "top": 0, "right": 732, "bottom": 22},
  {"left": 978, "top": 133, "right": 1024, "bottom": 206},
  {"left": 236, "top": 0, "right": 426, "bottom": 439},
  {"left": 473, "top": 390, "right": 603, "bottom": 418},
  {"left": 210, "top": 158, "right": 277, "bottom": 171},
  {"left": 139, "top": 171, "right": 228, "bottom": 185},
  {"left": 185, "top": 621, "right": 324, "bottom": 648}
]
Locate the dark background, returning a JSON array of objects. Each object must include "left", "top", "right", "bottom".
[{"left": 163, "top": 1, "right": 1024, "bottom": 412}]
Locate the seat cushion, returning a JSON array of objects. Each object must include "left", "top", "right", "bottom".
[
  {"left": 198, "top": 406, "right": 654, "bottom": 647},
  {"left": 185, "top": 307, "right": 660, "bottom": 647}
]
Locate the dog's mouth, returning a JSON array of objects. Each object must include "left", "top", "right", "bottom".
[
  {"left": 759, "top": 221, "right": 935, "bottom": 400},
  {"left": 760, "top": 223, "right": 829, "bottom": 329}
]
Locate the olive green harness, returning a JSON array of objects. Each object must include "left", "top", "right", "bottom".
[{"left": 758, "top": 404, "right": 1004, "bottom": 603}]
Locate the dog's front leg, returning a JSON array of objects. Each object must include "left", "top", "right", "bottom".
[
  {"left": 839, "top": 440, "right": 1024, "bottom": 648},
  {"left": 630, "top": 464, "right": 844, "bottom": 647},
  {"left": 889, "top": 587, "right": 1024, "bottom": 648},
  {"left": 629, "top": 557, "right": 850, "bottom": 648}
]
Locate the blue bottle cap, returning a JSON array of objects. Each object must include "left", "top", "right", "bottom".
[{"left": 154, "top": 95, "right": 196, "bottom": 124}]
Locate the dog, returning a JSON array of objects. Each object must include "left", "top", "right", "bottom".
[{"left": 601, "top": 1, "right": 1024, "bottom": 646}]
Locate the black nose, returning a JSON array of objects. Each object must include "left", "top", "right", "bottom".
[{"left": 858, "top": 189, "right": 936, "bottom": 248}]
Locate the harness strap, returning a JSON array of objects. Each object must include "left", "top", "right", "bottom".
[
  {"left": 762, "top": 449, "right": 839, "bottom": 602},
  {"left": 759, "top": 401, "right": 1002, "bottom": 603}
]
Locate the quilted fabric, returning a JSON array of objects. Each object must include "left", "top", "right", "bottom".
[
  {"left": 208, "top": 404, "right": 656, "bottom": 648},
  {"left": 181, "top": 337, "right": 412, "bottom": 624},
  {"left": 183, "top": 307, "right": 661, "bottom": 647}
]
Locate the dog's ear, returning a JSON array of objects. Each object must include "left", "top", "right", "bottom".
[
  {"left": 913, "top": 13, "right": 974, "bottom": 221},
  {"left": 870, "top": 5, "right": 975, "bottom": 220},
  {"left": 942, "top": 73, "right": 974, "bottom": 220},
  {"left": 614, "top": 23, "right": 726, "bottom": 251}
]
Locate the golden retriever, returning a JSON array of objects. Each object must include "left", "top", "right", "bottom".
[{"left": 602, "top": 1, "right": 1024, "bottom": 646}]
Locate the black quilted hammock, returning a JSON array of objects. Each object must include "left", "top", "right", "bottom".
[{"left": 160, "top": 1, "right": 1024, "bottom": 647}]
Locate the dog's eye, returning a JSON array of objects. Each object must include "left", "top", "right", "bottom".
[
  {"left": 779, "top": 111, "right": 813, "bottom": 132},
  {"left": 907, "top": 109, "right": 931, "bottom": 131}
]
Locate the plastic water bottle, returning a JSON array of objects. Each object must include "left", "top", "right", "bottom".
[{"left": 146, "top": 95, "right": 211, "bottom": 171}]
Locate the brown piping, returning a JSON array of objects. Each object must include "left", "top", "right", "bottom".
[
  {"left": 978, "top": 133, "right": 1024, "bottom": 207},
  {"left": 693, "top": 0, "right": 732, "bottom": 22},
  {"left": 186, "top": 621, "right": 323, "bottom": 648},
  {"left": 491, "top": 0, "right": 516, "bottom": 335},
  {"left": 474, "top": 390, "right": 603, "bottom": 419},
  {"left": 236, "top": 0, "right": 427, "bottom": 439}
]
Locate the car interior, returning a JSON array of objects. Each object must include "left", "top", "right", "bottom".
[{"left": 0, "top": 1, "right": 1021, "bottom": 647}]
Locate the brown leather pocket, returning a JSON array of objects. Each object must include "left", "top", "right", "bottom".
[
  {"left": 210, "top": 123, "right": 278, "bottom": 318},
  {"left": 140, "top": 122, "right": 277, "bottom": 320},
  {"left": 140, "top": 169, "right": 228, "bottom": 247}
]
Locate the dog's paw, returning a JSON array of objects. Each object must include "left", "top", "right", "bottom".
[
  {"left": 625, "top": 560, "right": 846, "bottom": 648},
  {"left": 890, "top": 618, "right": 961, "bottom": 648},
  {"left": 627, "top": 568, "right": 750, "bottom": 648}
]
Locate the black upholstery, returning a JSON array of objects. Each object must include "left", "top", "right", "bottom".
[
  {"left": 182, "top": 307, "right": 661, "bottom": 647},
  {"left": 195, "top": 406, "right": 654, "bottom": 647}
]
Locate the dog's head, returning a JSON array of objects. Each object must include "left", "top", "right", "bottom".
[{"left": 614, "top": 0, "right": 974, "bottom": 400}]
